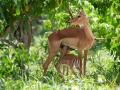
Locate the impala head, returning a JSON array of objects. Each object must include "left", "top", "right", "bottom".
[{"left": 68, "top": 9, "right": 88, "bottom": 25}]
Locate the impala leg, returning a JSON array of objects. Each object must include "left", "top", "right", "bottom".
[
  {"left": 78, "top": 49, "right": 82, "bottom": 76},
  {"left": 71, "top": 69, "right": 77, "bottom": 76},
  {"left": 55, "top": 59, "right": 62, "bottom": 75},
  {"left": 66, "top": 66, "right": 69, "bottom": 76},
  {"left": 63, "top": 65, "right": 65, "bottom": 75},
  {"left": 43, "top": 51, "right": 57, "bottom": 75},
  {"left": 84, "top": 50, "right": 88, "bottom": 75},
  {"left": 55, "top": 49, "right": 69, "bottom": 75},
  {"left": 55, "top": 64, "right": 61, "bottom": 74},
  {"left": 63, "top": 65, "right": 68, "bottom": 75},
  {"left": 70, "top": 65, "right": 77, "bottom": 76},
  {"left": 43, "top": 41, "right": 60, "bottom": 75},
  {"left": 63, "top": 49, "right": 70, "bottom": 76},
  {"left": 55, "top": 60, "right": 65, "bottom": 80},
  {"left": 56, "top": 48, "right": 70, "bottom": 74}
]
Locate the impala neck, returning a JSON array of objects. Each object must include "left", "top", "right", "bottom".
[{"left": 80, "top": 19, "right": 94, "bottom": 41}]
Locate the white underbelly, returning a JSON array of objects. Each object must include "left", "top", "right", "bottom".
[
  {"left": 62, "top": 38, "right": 79, "bottom": 49},
  {"left": 62, "top": 38, "right": 93, "bottom": 50}
]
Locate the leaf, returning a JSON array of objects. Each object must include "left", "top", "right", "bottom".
[
  {"left": 13, "top": 0, "right": 17, "bottom": 5},
  {"left": 0, "top": 7, "right": 2, "bottom": 15},
  {"left": 0, "top": 73, "right": 2, "bottom": 78},
  {"left": 0, "top": 7, "right": 4, "bottom": 18},
  {"left": 9, "top": 20, "right": 15, "bottom": 32},
  {"left": 31, "top": 21, "right": 36, "bottom": 26},
  {"left": 25, "top": 0, "right": 28, "bottom": 4},
  {"left": 25, "top": 5, "right": 29, "bottom": 12},
  {"left": 57, "top": 0, "right": 62, "bottom": 7},
  {"left": 24, "top": 22, "right": 29, "bottom": 30},
  {"left": 16, "top": 8, "right": 20, "bottom": 15}
]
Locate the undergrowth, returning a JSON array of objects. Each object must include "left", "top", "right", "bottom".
[{"left": 0, "top": 35, "right": 120, "bottom": 90}]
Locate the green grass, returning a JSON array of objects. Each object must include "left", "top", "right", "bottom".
[
  {"left": 0, "top": 35, "right": 120, "bottom": 90},
  {"left": 1, "top": 76, "right": 117, "bottom": 90}
]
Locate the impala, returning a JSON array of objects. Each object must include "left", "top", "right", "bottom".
[
  {"left": 43, "top": 9, "right": 94, "bottom": 76},
  {"left": 55, "top": 54, "right": 80, "bottom": 76}
]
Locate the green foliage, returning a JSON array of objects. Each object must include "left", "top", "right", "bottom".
[
  {"left": 0, "top": 34, "right": 120, "bottom": 89},
  {"left": 0, "top": 0, "right": 120, "bottom": 61},
  {"left": 0, "top": 43, "right": 31, "bottom": 79},
  {"left": 0, "top": 0, "right": 120, "bottom": 89},
  {"left": 43, "top": 20, "right": 52, "bottom": 30}
]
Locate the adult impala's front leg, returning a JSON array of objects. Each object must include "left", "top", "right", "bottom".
[
  {"left": 84, "top": 50, "right": 88, "bottom": 75},
  {"left": 43, "top": 50, "right": 57, "bottom": 75},
  {"left": 78, "top": 49, "right": 82, "bottom": 76}
]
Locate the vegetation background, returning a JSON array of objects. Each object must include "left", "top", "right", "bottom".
[{"left": 0, "top": 0, "right": 120, "bottom": 90}]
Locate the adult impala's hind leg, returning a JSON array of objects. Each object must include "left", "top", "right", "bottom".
[
  {"left": 43, "top": 41, "right": 60, "bottom": 75},
  {"left": 43, "top": 51, "right": 57, "bottom": 75},
  {"left": 78, "top": 49, "right": 82, "bottom": 76}
]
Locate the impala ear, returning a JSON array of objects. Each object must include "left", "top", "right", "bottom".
[
  {"left": 77, "top": 10, "right": 80, "bottom": 15},
  {"left": 81, "top": 8, "right": 86, "bottom": 15},
  {"left": 77, "top": 8, "right": 86, "bottom": 15},
  {"left": 81, "top": 8, "right": 84, "bottom": 12},
  {"left": 77, "top": 8, "right": 83, "bottom": 13}
]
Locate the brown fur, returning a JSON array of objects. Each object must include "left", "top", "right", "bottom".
[
  {"left": 55, "top": 54, "right": 80, "bottom": 76},
  {"left": 43, "top": 9, "right": 94, "bottom": 76}
]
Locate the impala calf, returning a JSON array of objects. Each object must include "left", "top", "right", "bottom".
[
  {"left": 59, "top": 44, "right": 75, "bottom": 76},
  {"left": 55, "top": 54, "right": 80, "bottom": 76},
  {"left": 43, "top": 9, "right": 94, "bottom": 76}
]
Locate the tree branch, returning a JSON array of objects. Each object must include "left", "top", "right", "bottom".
[
  {"left": 95, "top": 38, "right": 106, "bottom": 40},
  {"left": 67, "top": 5, "right": 80, "bottom": 27},
  {"left": 0, "top": 21, "right": 17, "bottom": 38},
  {"left": 0, "top": 3, "right": 30, "bottom": 38},
  {"left": 1, "top": 39, "right": 18, "bottom": 48},
  {"left": 0, "top": 25, "right": 10, "bottom": 38},
  {"left": 67, "top": 5, "right": 73, "bottom": 19},
  {"left": 95, "top": 37, "right": 118, "bottom": 40}
]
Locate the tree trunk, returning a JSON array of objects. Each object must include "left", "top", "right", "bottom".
[{"left": 14, "top": 19, "right": 32, "bottom": 50}]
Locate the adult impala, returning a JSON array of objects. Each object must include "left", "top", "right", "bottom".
[{"left": 43, "top": 9, "right": 94, "bottom": 76}]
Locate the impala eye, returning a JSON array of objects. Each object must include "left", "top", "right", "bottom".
[{"left": 78, "top": 15, "right": 81, "bottom": 18}]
